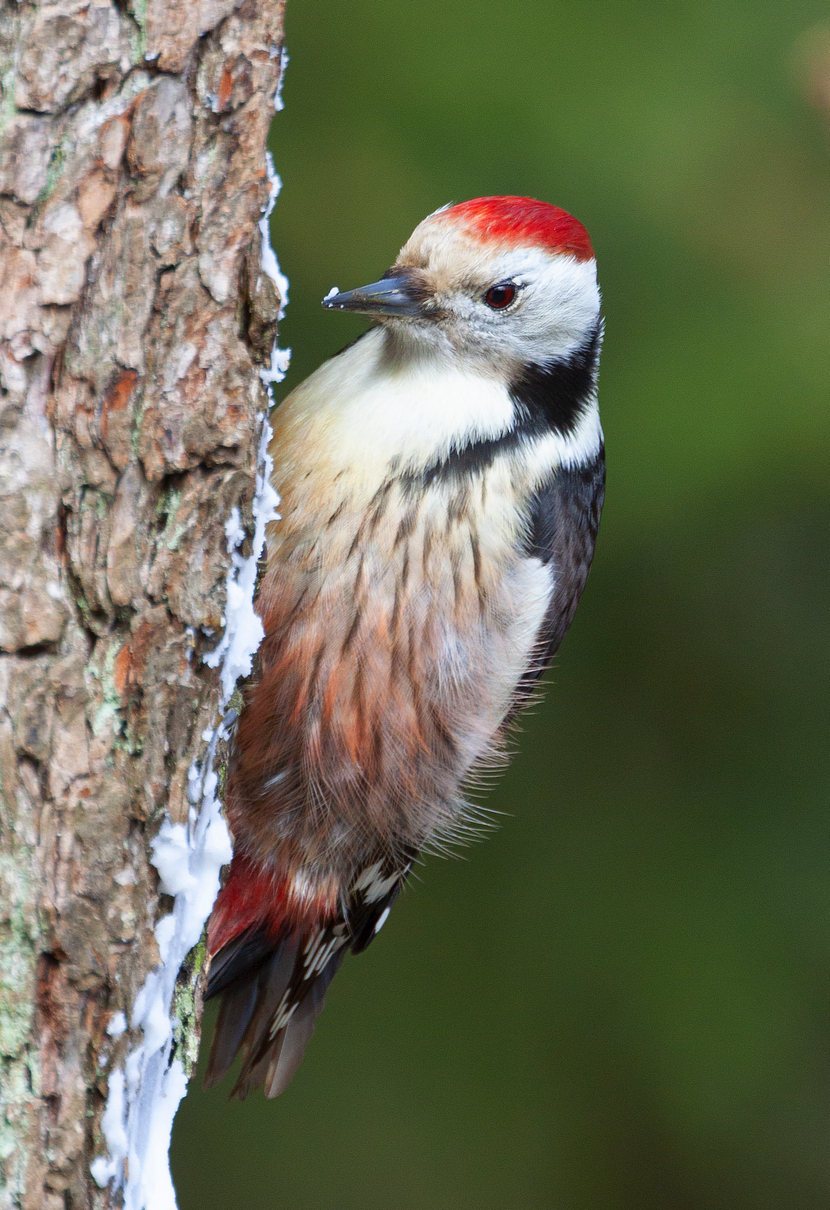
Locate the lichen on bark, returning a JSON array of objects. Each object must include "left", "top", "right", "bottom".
[
  {"left": 0, "top": 1, "right": 286, "bottom": 1205},
  {"left": 171, "top": 935, "right": 208, "bottom": 1080}
]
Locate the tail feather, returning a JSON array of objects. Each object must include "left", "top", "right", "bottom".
[
  {"left": 262, "top": 954, "right": 342, "bottom": 1098},
  {"left": 203, "top": 977, "right": 260, "bottom": 1090},
  {"left": 233, "top": 942, "right": 298, "bottom": 1067},
  {"left": 224, "top": 944, "right": 344, "bottom": 1100},
  {"left": 204, "top": 855, "right": 414, "bottom": 1098},
  {"left": 205, "top": 925, "right": 275, "bottom": 999},
  {"left": 205, "top": 940, "right": 294, "bottom": 1094},
  {"left": 264, "top": 995, "right": 317, "bottom": 1098}
]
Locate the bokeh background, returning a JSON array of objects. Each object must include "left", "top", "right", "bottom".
[{"left": 172, "top": 1, "right": 828, "bottom": 1206}]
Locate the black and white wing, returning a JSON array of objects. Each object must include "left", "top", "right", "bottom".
[{"left": 522, "top": 448, "right": 606, "bottom": 681}]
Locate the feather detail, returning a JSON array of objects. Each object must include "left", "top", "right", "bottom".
[{"left": 204, "top": 856, "right": 409, "bottom": 1098}]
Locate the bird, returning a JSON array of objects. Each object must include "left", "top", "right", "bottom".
[{"left": 204, "top": 195, "right": 605, "bottom": 1099}]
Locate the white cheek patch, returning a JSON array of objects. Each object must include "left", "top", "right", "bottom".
[{"left": 487, "top": 251, "right": 601, "bottom": 365}]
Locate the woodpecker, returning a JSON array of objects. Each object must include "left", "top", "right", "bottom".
[{"left": 204, "top": 196, "right": 605, "bottom": 1099}]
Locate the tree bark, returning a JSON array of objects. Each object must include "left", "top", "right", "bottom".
[{"left": 0, "top": 1, "right": 286, "bottom": 1205}]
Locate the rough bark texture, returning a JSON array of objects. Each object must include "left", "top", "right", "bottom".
[{"left": 0, "top": 1, "right": 285, "bottom": 1205}]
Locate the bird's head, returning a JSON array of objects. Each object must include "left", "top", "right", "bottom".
[{"left": 323, "top": 196, "right": 600, "bottom": 374}]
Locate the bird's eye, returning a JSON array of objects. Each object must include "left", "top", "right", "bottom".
[{"left": 483, "top": 283, "right": 517, "bottom": 310}]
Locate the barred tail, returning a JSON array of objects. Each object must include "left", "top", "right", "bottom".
[
  {"left": 203, "top": 852, "right": 411, "bottom": 1098},
  {"left": 204, "top": 925, "right": 345, "bottom": 1099}
]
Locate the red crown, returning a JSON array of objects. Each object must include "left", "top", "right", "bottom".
[{"left": 443, "top": 195, "right": 594, "bottom": 261}]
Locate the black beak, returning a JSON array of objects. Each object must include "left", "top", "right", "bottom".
[{"left": 321, "top": 273, "right": 423, "bottom": 317}]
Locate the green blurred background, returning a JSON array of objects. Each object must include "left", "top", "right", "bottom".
[{"left": 173, "top": 1, "right": 828, "bottom": 1206}]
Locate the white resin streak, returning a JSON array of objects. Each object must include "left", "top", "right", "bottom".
[
  {"left": 258, "top": 151, "right": 292, "bottom": 385},
  {"left": 272, "top": 46, "right": 289, "bottom": 111},
  {"left": 91, "top": 155, "right": 287, "bottom": 1205}
]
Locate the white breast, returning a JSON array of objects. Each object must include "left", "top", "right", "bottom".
[
  {"left": 276, "top": 327, "right": 513, "bottom": 485},
  {"left": 271, "top": 325, "right": 602, "bottom": 510}
]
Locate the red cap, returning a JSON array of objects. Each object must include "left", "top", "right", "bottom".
[{"left": 441, "top": 195, "right": 594, "bottom": 261}]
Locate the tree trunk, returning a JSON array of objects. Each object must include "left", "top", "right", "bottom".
[{"left": 0, "top": 1, "right": 286, "bottom": 1206}]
